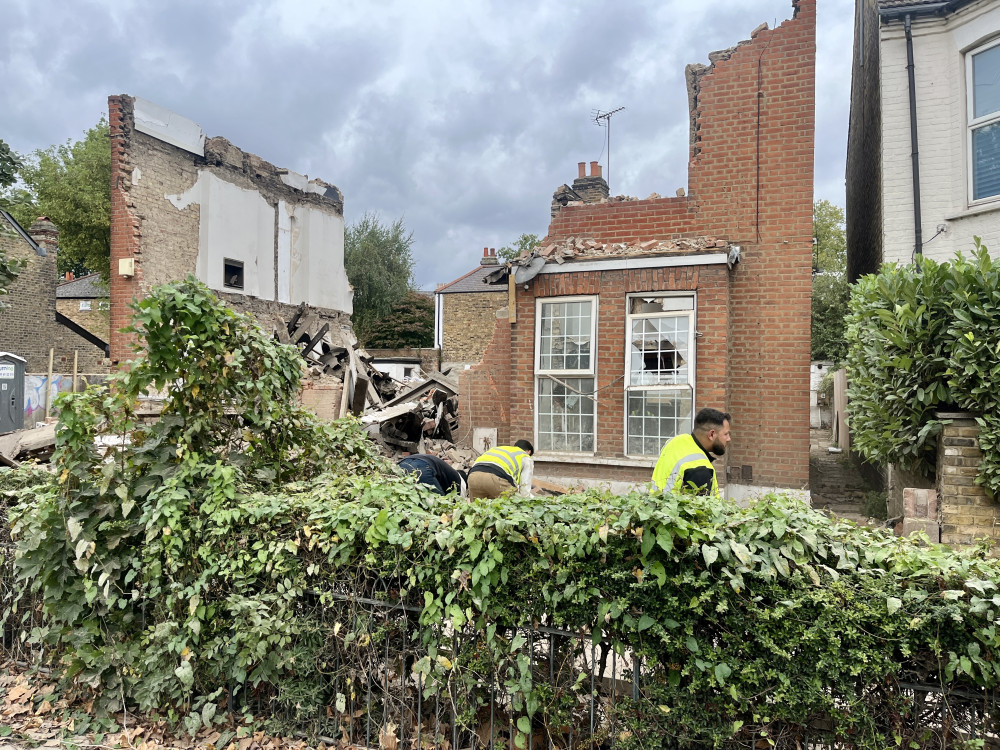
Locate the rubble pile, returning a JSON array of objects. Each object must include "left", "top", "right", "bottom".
[
  {"left": 361, "top": 373, "right": 462, "bottom": 456},
  {"left": 525, "top": 235, "right": 729, "bottom": 263}
]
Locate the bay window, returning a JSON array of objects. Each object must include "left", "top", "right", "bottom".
[{"left": 969, "top": 39, "right": 1000, "bottom": 202}]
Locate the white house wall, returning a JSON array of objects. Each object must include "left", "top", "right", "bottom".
[{"left": 880, "top": 1, "right": 1000, "bottom": 266}]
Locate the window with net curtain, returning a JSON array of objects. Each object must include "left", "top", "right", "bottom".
[
  {"left": 535, "top": 297, "right": 596, "bottom": 452},
  {"left": 626, "top": 295, "right": 695, "bottom": 456},
  {"left": 970, "top": 39, "right": 1000, "bottom": 202}
]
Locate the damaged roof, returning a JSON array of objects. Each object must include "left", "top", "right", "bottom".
[{"left": 877, "top": 0, "right": 974, "bottom": 12}]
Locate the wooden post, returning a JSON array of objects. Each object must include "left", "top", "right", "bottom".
[
  {"left": 508, "top": 275, "right": 517, "bottom": 324},
  {"left": 72, "top": 350, "right": 79, "bottom": 393},
  {"left": 44, "top": 348, "right": 54, "bottom": 420}
]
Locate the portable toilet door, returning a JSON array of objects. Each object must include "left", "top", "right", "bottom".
[{"left": 0, "top": 353, "right": 25, "bottom": 434}]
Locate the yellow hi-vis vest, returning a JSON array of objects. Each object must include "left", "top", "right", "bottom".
[
  {"left": 473, "top": 446, "right": 529, "bottom": 485},
  {"left": 651, "top": 433, "right": 719, "bottom": 496}
]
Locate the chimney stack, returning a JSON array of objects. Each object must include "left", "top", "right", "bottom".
[
  {"left": 570, "top": 160, "right": 610, "bottom": 204},
  {"left": 480, "top": 246, "right": 499, "bottom": 266}
]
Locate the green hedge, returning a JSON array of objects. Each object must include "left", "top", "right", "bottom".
[
  {"left": 6, "top": 278, "right": 1000, "bottom": 749},
  {"left": 846, "top": 241, "right": 1000, "bottom": 494}
]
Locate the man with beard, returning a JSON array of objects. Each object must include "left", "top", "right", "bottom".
[{"left": 651, "top": 408, "right": 731, "bottom": 497}]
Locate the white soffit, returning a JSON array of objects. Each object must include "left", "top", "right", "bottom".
[
  {"left": 538, "top": 252, "right": 728, "bottom": 275},
  {"left": 134, "top": 97, "right": 206, "bottom": 156}
]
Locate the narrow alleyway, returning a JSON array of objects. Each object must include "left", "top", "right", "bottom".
[{"left": 810, "top": 427, "right": 882, "bottom": 524}]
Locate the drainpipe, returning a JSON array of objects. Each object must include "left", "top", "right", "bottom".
[{"left": 904, "top": 13, "right": 924, "bottom": 261}]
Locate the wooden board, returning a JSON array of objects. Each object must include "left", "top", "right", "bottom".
[{"left": 531, "top": 477, "right": 570, "bottom": 496}]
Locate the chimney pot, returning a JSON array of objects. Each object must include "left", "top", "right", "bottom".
[
  {"left": 578, "top": 162, "right": 586, "bottom": 179},
  {"left": 483, "top": 247, "right": 489, "bottom": 257},
  {"left": 590, "top": 161, "right": 602, "bottom": 178},
  {"left": 490, "top": 248, "right": 496, "bottom": 256}
]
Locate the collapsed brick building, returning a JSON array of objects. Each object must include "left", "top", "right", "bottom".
[
  {"left": 459, "top": 0, "right": 816, "bottom": 499},
  {"left": 107, "top": 96, "right": 355, "bottom": 365}
]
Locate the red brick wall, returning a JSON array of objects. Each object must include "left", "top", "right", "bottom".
[
  {"left": 108, "top": 95, "right": 143, "bottom": 363},
  {"left": 513, "top": 0, "right": 815, "bottom": 490},
  {"left": 507, "top": 266, "right": 729, "bottom": 460},
  {"left": 458, "top": 312, "right": 512, "bottom": 448}
]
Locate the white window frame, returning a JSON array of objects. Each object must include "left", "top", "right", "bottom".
[
  {"left": 534, "top": 295, "right": 598, "bottom": 455},
  {"left": 967, "top": 36, "right": 1000, "bottom": 205},
  {"left": 623, "top": 292, "right": 697, "bottom": 458},
  {"left": 79, "top": 300, "right": 92, "bottom": 311}
]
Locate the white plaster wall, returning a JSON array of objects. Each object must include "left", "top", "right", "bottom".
[
  {"left": 287, "top": 204, "right": 353, "bottom": 314},
  {"left": 169, "top": 171, "right": 276, "bottom": 300},
  {"left": 371, "top": 361, "right": 422, "bottom": 381},
  {"left": 880, "top": 1, "right": 1000, "bottom": 266}
]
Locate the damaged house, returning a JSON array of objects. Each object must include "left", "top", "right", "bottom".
[
  {"left": 459, "top": 0, "right": 816, "bottom": 500},
  {"left": 107, "top": 96, "right": 355, "bottom": 370}
]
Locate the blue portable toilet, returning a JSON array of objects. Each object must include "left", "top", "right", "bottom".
[{"left": 0, "top": 353, "right": 25, "bottom": 434}]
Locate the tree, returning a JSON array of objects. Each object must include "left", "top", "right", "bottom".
[
  {"left": 497, "top": 233, "right": 540, "bottom": 263},
  {"left": 364, "top": 291, "right": 434, "bottom": 349},
  {"left": 813, "top": 199, "right": 846, "bottom": 273},
  {"left": 6, "top": 119, "right": 111, "bottom": 278},
  {"left": 810, "top": 200, "right": 850, "bottom": 361},
  {"left": 344, "top": 212, "right": 415, "bottom": 343},
  {"left": 0, "top": 139, "right": 21, "bottom": 188}
]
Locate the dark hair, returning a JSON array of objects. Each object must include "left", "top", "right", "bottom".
[
  {"left": 694, "top": 408, "right": 731, "bottom": 430},
  {"left": 514, "top": 439, "right": 534, "bottom": 455}
]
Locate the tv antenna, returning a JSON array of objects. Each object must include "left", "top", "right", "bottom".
[{"left": 593, "top": 106, "right": 625, "bottom": 192}]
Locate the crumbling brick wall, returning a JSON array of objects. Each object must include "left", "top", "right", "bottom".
[
  {"left": 499, "top": 0, "right": 816, "bottom": 492},
  {"left": 0, "top": 221, "right": 109, "bottom": 373},
  {"left": 108, "top": 95, "right": 353, "bottom": 364},
  {"left": 440, "top": 291, "right": 507, "bottom": 366}
]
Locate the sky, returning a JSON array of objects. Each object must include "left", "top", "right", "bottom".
[{"left": 1, "top": 0, "right": 854, "bottom": 290}]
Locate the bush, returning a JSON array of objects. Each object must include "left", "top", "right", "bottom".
[
  {"left": 846, "top": 241, "right": 1000, "bottom": 496},
  {"left": 10, "top": 277, "right": 1000, "bottom": 748}
]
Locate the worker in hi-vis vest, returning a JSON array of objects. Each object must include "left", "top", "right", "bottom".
[
  {"left": 467, "top": 440, "right": 534, "bottom": 500},
  {"left": 651, "top": 408, "right": 732, "bottom": 496}
]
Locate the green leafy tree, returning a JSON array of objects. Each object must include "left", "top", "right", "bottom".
[
  {"left": 811, "top": 200, "right": 849, "bottom": 361},
  {"left": 345, "top": 212, "right": 415, "bottom": 344},
  {"left": 364, "top": 290, "right": 434, "bottom": 348},
  {"left": 0, "top": 139, "right": 21, "bottom": 188},
  {"left": 813, "top": 199, "right": 846, "bottom": 273},
  {"left": 8, "top": 119, "right": 111, "bottom": 278},
  {"left": 498, "top": 232, "right": 540, "bottom": 263}
]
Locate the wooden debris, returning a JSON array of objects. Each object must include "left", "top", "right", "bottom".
[{"left": 0, "top": 423, "right": 56, "bottom": 465}]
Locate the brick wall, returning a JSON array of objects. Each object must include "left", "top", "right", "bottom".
[
  {"left": 506, "top": 265, "right": 729, "bottom": 462},
  {"left": 56, "top": 300, "right": 110, "bottom": 344},
  {"left": 937, "top": 415, "right": 1000, "bottom": 546},
  {"left": 459, "top": 310, "right": 512, "bottom": 448},
  {"left": 500, "top": 0, "right": 815, "bottom": 491},
  {"left": 441, "top": 292, "right": 507, "bottom": 366},
  {"left": 0, "top": 222, "right": 109, "bottom": 373}
]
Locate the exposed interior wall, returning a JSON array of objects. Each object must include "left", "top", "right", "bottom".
[
  {"left": 486, "top": 0, "right": 815, "bottom": 491},
  {"left": 0, "top": 221, "right": 109, "bottom": 374},
  {"left": 108, "top": 95, "right": 353, "bottom": 363}
]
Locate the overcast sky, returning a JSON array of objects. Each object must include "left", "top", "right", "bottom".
[{"left": 1, "top": 0, "right": 854, "bottom": 290}]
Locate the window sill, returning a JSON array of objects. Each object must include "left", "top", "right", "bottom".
[
  {"left": 535, "top": 452, "right": 656, "bottom": 469},
  {"left": 945, "top": 199, "right": 1000, "bottom": 222}
]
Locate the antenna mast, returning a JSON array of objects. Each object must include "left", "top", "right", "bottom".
[{"left": 593, "top": 106, "right": 625, "bottom": 192}]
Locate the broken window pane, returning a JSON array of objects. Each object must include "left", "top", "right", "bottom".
[
  {"left": 629, "top": 315, "right": 689, "bottom": 386},
  {"left": 537, "top": 377, "right": 596, "bottom": 452}
]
